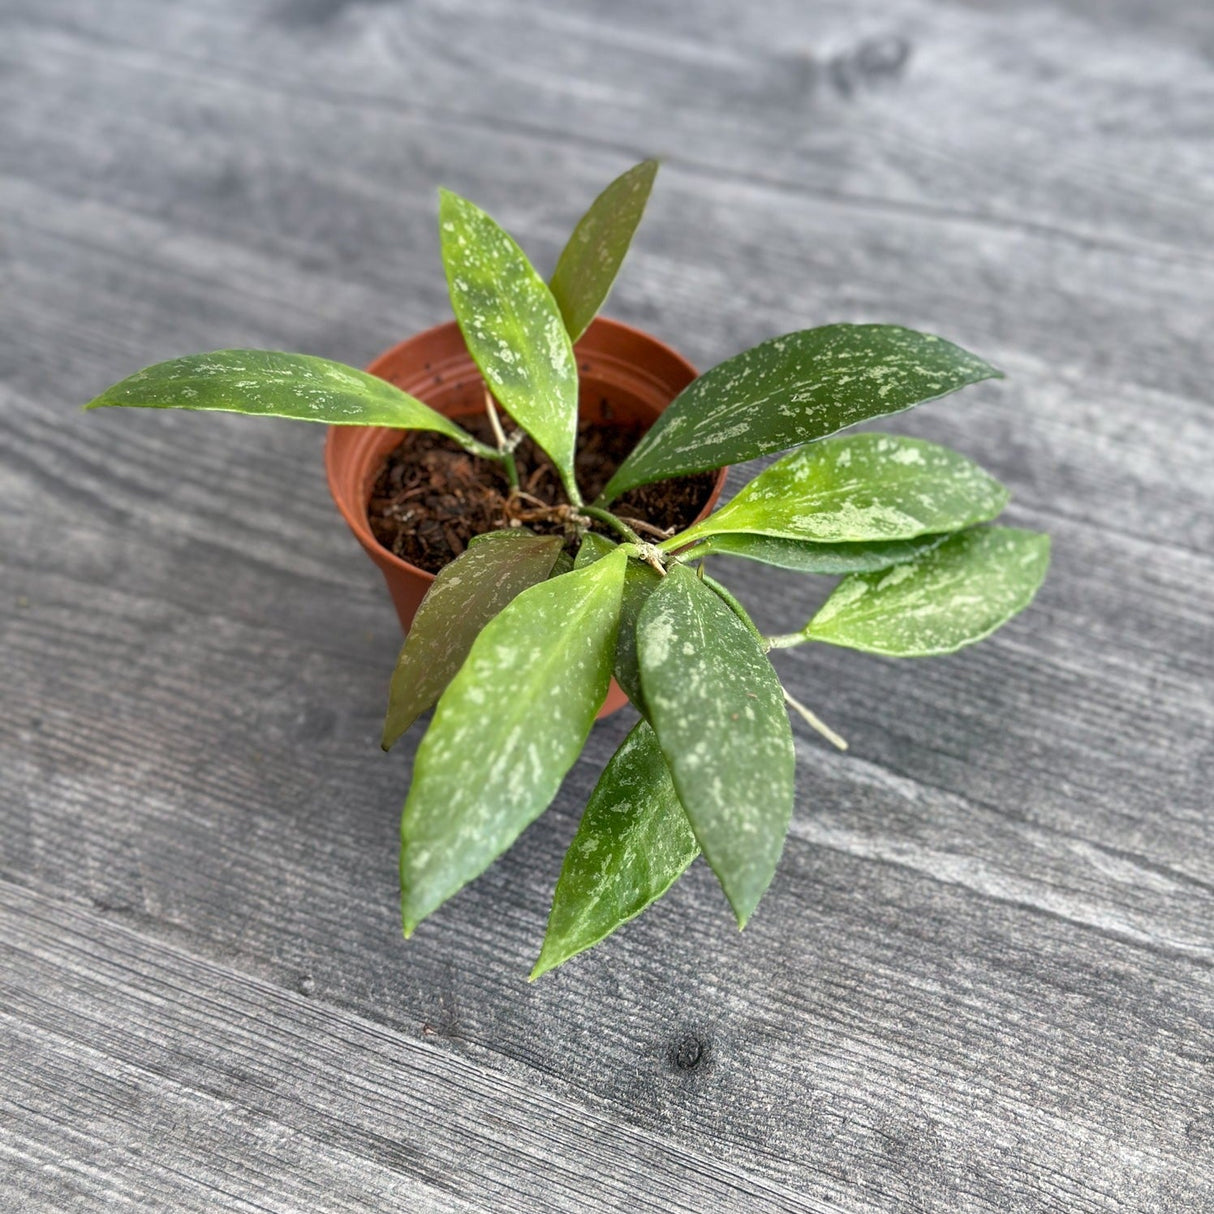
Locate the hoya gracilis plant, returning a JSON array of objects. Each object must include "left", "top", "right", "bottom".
[{"left": 87, "top": 160, "right": 1050, "bottom": 976}]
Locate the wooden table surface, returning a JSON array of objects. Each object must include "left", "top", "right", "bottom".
[{"left": 3, "top": 1, "right": 1212, "bottom": 1210}]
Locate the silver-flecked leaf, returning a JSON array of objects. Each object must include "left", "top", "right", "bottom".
[
  {"left": 684, "top": 531, "right": 949, "bottom": 574},
  {"left": 550, "top": 159, "right": 658, "bottom": 343},
  {"left": 603, "top": 325, "right": 1002, "bottom": 498},
  {"left": 400, "top": 548, "right": 628, "bottom": 933},
  {"left": 574, "top": 530, "right": 618, "bottom": 568},
  {"left": 572, "top": 534, "right": 655, "bottom": 707},
  {"left": 381, "top": 532, "right": 565, "bottom": 749},
  {"left": 532, "top": 718, "right": 698, "bottom": 978},
  {"left": 670, "top": 434, "right": 1008, "bottom": 548},
  {"left": 637, "top": 564, "right": 794, "bottom": 926},
  {"left": 439, "top": 189, "right": 580, "bottom": 496},
  {"left": 85, "top": 349, "right": 480, "bottom": 445},
  {"left": 806, "top": 526, "right": 1051, "bottom": 656},
  {"left": 613, "top": 559, "right": 662, "bottom": 712}
]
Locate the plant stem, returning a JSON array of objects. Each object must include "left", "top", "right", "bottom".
[
  {"left": 765, "top": 631, "right": 810, "bottom": 650},
  {"left": 782, "top": 687, "right": 849, "bottom": 751},
  {"left": 459, "top": 435, "right": 511, "bottom": 463},
  {"left": 482, "top": 385, "right": 520, "bottom": 493},
  {"left": 580, "top": 505, "right": 643, "bottom": 545},
  {"left": 701, "top": 574, "right": 765, "bottom": 644},
  {"left": 617, "top": 516, "right": 675, "bottom": 540}
]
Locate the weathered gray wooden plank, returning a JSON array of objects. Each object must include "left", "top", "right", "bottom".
[
  {"left": 7, "top": 0, "right": 1213, "bottom": 261},
  {"left": 0, "top": 882, "right": 818, "bottom": 1214},
  {"left": 1, "top": 0, "right": 1212, "bottom": 1210},
  {"left": 2, "top": 493, "right": 1211, "bottom": 1211},
  {"left": 3, "top": 4, "right": 1212, "bottom": 406}
]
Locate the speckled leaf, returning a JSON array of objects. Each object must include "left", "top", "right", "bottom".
[
  {"left": 532, "top": 719, "right": 698, "bottom": 978},
  {"left": 637, "top": 564, "right": 794, "bottom": 926},
  {"left": 400, "top": 548, "right": 628, "bottom": 933},
  {"left": 684, "top": 531, "right": 949, "bottom": 575},
  {"left": 574, "top": 531, "right": 618, "bottom": 568},
  {"left": 381, "top": 532, "right": 564, "bottom": 750},
  {"left": 571, "top": 534, "right": 655, "bottom": 707},
  {"left": 85, "top": 349, "right": 480, "bottom": 445},
  {"left": 613, "top": 559, "right": 662, "bottom": 712},
  {"left": 603, "top": 325, "right": 1002, "bottom": 498},
  {"left": 670, "top": 434, "right": 1008, "bottom": 548},
  {"left": 550, "top": 159, "right": 658, "bottom": 343},
  {"left": 439, "top": 189, "right": 580, "bottom": 496},
  {"left": 806, "top": 526, "right": 1051, "bottom": 656}
]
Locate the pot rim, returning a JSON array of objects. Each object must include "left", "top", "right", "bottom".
[{"left": 324, "top": 316, "right": 727, "bottom": 586}]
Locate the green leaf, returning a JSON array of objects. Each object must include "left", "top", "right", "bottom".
[
  {"left": 574, "top": 531, "right": 618, "bottom": 568},
  {"left": 637, "top": 564, "right": 794, "bottom": 925},
  {"left": 603, "top": 325, "right": 1002, "bottom": 498},
  {"left": 572, "top": 533, "right": 656, "bottom": 709},
  {"left": 805, "top": 526, "right": 1051, "bottom": 656},
  {"left": 381, "top": 531, "right": 564, "bottom": 749},
  {"left": 684, "top": 531, "right": 950, "bottom": 575},
  {"left": 613, "top": 559, "right": 662, "bottom": 712},
  {"left": 85, "top": 349, "right": 484, "bottom": 447},
  {"left": 438, "top": 189, "right": 580, "bottom": 498},
  {"left": 549, "top": 159, "right": 658, "bottom": 344},
  {"left": 670, "top": 434, "right": 1008, "bottom": 548},
  {"left": 400, "top": 548, "right": 628, "bottom": 933},
  {"left": 532, "top": 719, "right": 698, "bottom": 978}
]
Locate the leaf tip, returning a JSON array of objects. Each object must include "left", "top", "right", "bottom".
[{"left": 529, "top": 939, "right": 563, "bottom": 980}]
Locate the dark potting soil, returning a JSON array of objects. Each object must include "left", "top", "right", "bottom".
[{"left": 368, "top": 411, "right": 718, "bottom": 574}]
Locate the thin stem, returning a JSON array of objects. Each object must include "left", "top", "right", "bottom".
[
  {"left": 560, "top": 469, "right": 584, "bottom": 508},
  {"left": 764, "top": 631, "right": 811, "bottom": 650},
  {"left": 782, "top": 688, "right": 849, "bottom": 751},
  {"left": 513, "top": 489, "right": 551, "bottom": 510},
  {"left": 701, "top": 574, "right": 764, "bottom": 644},
  {"left": 580, "top": 505, "right": 643, "bottom": 545},
  {"left": 617, "top": 516, "right": 676, "bottom": 540},
  {"left": 458, "top": 435, "right": 510, "bottom": 463},
  {"left": 482, "top": 384, "right": 520, "bottom": 493}
]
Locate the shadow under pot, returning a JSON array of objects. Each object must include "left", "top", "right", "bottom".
[{"left": 325, "top": 316, "right": 727, "bottom": 719}]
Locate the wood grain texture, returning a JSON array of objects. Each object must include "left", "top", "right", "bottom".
[{"left": 2, "top": 0, "right": 1212, "bottom": 1211}]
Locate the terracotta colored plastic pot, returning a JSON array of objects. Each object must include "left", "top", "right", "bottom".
[{"left": 325, "top": 316, "right": 727, "bottom": 718}]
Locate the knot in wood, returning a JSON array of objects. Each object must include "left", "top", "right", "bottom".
[{"left": 670, "top": 1034, "right": 705, "bottom": 1071}]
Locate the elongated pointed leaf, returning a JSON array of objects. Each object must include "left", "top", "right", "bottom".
[
  {"left": 638, "top": 564, "right": 793, "bottom": 925},
  {"left": 613, "top": 559, "right": 662, "bottom": 712},
  {"left": 439, "top": 189, "right": 580, "bottom": 496},
  {"left": 532, "top": 719, "right": 698, "bottom": 978},
  {"left": 672, "top": 434, "right": 1008, "bottom": 548},
  {"left": 571, "top": 534, "right": 656, "bottom": 708},
  {"left": 400, "top": 548, "right": 627, "bottom": 933},
  {"left": 685, "top": 531, "right": 949, "bottom": 575},
  {"left": 806, "top": 526, "right": 1051, "bottom": 656},
  {"left": 603, "top": 325, "right": 1002, "bottom": 498},
  {"left": 84, "top": 349, "right": 479, "bottom": 444},
  {"left": 550, "top": 160, "right": 658, "bottom": 343},
  {"left": 381, "top": 532, "right": 564, "bottom": 749}
]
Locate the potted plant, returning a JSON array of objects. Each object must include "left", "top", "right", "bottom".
[{"left": 86, "top": 161, "right": 1049, "bottom": 977}]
